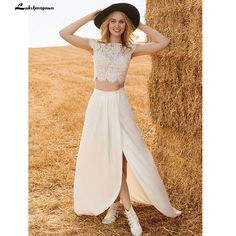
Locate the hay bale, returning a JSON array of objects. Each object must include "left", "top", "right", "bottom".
[
  {"left": 146, "top": 0, "right": 202, "bottom": 137},
  {"left": 145, "top": 1, "right": 202, "bottom": 235}
]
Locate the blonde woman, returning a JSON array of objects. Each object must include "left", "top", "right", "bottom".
[{"left": 59, "top": 3, "right": 181, "bottom": 236}]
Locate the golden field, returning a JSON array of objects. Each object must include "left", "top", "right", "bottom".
[{"left": 29, "top": 45, "right": 201, "bottom": 235}]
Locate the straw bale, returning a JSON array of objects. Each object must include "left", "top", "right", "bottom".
[
  {"left": 146, "top": 0, "right": 202, "bottom": 137},
  {"left": 145, "top": 1, "right": 202, "bottom": 235}
]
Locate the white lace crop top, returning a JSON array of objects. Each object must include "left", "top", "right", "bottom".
[{"left": 88, "top": 39, "right": 136, "bottom": 84}]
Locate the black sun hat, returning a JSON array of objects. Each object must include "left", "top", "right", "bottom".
[{"left": 94, "top": 3, "right": 140, "bottom": 30}]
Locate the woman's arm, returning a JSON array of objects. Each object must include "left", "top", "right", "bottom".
[
  {"left": 132, "top": 22, "right": 170, "bottom": 57},
  {"left": 59, "top": 10, "right": 101, "bottom": 51}
]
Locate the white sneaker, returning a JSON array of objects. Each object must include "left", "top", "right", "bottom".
[
  {"left": 124, "top": 205, "right": 143, "bottom": 236},
  {"left": 102, "top": 201, "right": 120, "bottom": 224}
]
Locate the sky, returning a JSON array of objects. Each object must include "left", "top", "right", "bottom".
[{"left": 28, "top": 0, "right": 146, "bottom": 48}]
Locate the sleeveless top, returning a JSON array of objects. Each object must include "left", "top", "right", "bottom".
[{"left": 88, "top": 38, "right": 136, "bottom": 84}]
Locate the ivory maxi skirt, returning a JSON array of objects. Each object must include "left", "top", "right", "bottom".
[{"left": 73, "top": 87, "right": 181, "bottom": 217}]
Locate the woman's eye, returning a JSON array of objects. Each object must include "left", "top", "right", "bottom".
[{"left": 111, "top": 20, "right": 124, "bottom": 24}]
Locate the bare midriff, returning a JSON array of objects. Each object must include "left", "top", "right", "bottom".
[{"left": 95, "top": 79, "right": 125, "bottom": 91}]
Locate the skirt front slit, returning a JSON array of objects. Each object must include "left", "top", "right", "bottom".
[{"left": 73, "top": 87, "right": 181, "bottom": 217}]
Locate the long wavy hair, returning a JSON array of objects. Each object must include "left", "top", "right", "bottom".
[{"left": 98, "top": 11, "right": 137, "bottom": 48}]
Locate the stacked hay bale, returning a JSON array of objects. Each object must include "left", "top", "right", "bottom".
[
  {"left": 146, "top": 0, "right": 202, "bottom": 137},
  {"left": 145, "top": 0, "right": 202, "bottom": 234}
]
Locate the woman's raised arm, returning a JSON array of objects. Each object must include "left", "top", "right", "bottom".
[
  {"left": 59, "top": 10, "right": 101, "bottom": 51},
  {"left": 132, "top": 22, "right": 170, "bottom": 57}
]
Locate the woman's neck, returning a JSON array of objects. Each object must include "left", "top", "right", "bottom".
[{"left": 109, "top": 36, "right": 122, "bottom": 43}]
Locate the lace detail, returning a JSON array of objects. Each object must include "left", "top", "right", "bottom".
[{"left": 89, "top": 38, "right": 136, "bottom": 84}]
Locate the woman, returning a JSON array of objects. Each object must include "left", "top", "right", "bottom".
[{"left": 59, "top": 3, "right": 181, "bottom": 236}]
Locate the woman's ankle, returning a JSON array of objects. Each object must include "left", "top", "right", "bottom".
[{"left": 124, "top": 204, "right": 131, "bottom": 211}]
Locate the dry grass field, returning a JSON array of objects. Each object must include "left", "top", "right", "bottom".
[{"left": 29, "top": 45, "right": 201, "bottom": 235}]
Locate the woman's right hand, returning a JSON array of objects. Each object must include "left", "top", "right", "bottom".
[{"left": 90, "top": 9, "right": 104, "bottom": 20}]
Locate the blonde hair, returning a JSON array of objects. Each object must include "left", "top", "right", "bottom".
[{"left": 98, "top": 11, "right": 137, "bottom": 48}]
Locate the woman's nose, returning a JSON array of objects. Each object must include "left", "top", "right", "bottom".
[{"left": 115, "top": 23, "right": 122, "bottom": 28}]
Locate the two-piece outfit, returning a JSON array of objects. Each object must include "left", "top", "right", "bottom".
[{"left": 73, "top": 38, "right": 181, "bottom": 218}]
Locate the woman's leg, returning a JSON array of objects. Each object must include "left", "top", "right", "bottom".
[
  {"left": 118, "top": 153, "right": 131, "bottom": 210},
  {"left": 115, "top": 154, "right": 143, "bottom": 235},
  {"left": 114, "top": 152, "right": 127, "bottom": 203},
  {"left": 122, "top": 152, "right": 127, "bottom": 178},
  {"left": 102, "top": 153, "right": 131, "bottom": 224}
]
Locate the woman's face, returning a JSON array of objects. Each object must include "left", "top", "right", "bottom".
[{"left": 108, "top": 11, "right": 126, "bottom": 37}]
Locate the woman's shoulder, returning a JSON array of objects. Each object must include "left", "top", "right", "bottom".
[
  {"left": 88, "top": 38, "right": 98, "bottom": 45},
  {"left": 89, "top": 38, "right": 135, "bottom": 46},
  {"left": 89, "top": 38, "right": 111, "bottom": 48},
  {"left": 126, "top": 43, "right": 137, "bottom": 54},
  {"left": 88, "top": 38, "right": 136, "bottom": 55},
  {"left": 88, "top": 38, "right": 102, "bottom": 50}
]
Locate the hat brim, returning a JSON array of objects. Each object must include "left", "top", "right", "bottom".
[{"left": 94, "top": 3, "right": 140, "bottom": 30}]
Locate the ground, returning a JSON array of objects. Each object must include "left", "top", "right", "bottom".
[{"left": 29, "top": 45, "right": 201, "bottom": 235}]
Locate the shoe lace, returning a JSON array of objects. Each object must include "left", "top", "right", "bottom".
[
  {"left": 126, "top": 211, "right": 139, "bottom": 228},
  {"left": 107, "top": 203, "right": 119, "bottom": 216}
]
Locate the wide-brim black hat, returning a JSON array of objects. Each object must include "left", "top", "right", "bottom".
[{"left": 94, "top": 3, "right": 140, "bottom": 30}]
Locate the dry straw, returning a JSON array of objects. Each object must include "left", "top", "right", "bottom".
[
  {"left": 29, "top": 1, "right": 202, "bottom": 234},
  {"left": 146, "top": 0, "right": 202, "bottom": 138},
  {"left": 145, "top": 0, "right": 202, "bottom": 235}
]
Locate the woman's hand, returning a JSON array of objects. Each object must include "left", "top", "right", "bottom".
[
  {"left": 59, "top": 9, "right": 103, "bottom": 36},
  {"left": 137, "top": 22, "right": 144, "bottom": 29},
  {"left": 90, "top": 9, "right": 103, "bottom": 20}
]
